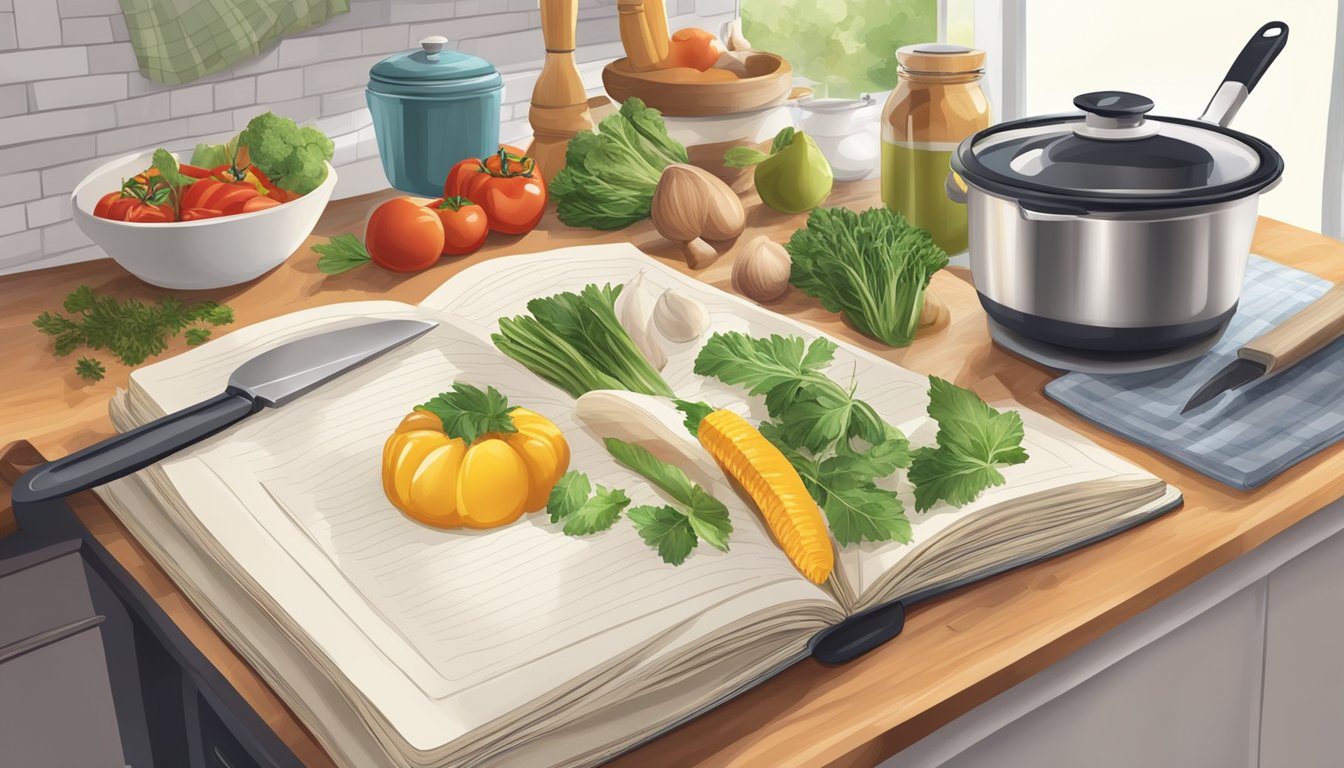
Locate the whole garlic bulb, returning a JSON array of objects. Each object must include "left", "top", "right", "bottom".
[{"left": 732, "top": 236, "right": 791, "bottom": 303}]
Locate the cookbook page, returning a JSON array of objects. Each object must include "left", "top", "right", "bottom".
[{"left": 129, "top": 309, "right": 835, "bottom": 752}]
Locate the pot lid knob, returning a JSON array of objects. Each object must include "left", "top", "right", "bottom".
[
  {"left": 419, "top": 35, "right": 448, "bottom": 61},
  {"left": 1072, "top": 91, "right": 1159, "bottom": 139}
]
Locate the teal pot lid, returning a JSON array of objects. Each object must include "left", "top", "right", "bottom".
[{"left": 368, "top": 35, "right": 503, "bottom": 97}]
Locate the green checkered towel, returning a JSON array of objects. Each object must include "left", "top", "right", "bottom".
[{"left": 119, "top": 0, "right": 349, "bottom": 85}]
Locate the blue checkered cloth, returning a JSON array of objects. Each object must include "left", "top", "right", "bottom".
[{"left": 1045, "top": 256, "right": 1343, "bottom": 490}]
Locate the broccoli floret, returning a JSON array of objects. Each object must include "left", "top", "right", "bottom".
[{"left": 239, "top": 112, "right": 334, "bottom": 196}]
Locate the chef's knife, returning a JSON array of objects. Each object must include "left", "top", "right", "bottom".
[
  {"left": 12, "top": 318, "right": 437, "bottom": 504},
  {"left": 1182, "top": 282, "right": 1344, "bottom": 414}
]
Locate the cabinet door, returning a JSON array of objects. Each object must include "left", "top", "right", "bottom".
[
  {"left": 897, "top": 582, "right": 1267, "bottom": 768},
  {"left": 1259, "top": 526, "right": 1344, "bottom": 768}
]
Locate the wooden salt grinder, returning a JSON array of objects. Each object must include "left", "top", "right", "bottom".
[{"left": 527, "top": 0, "right": 590, "bottom": 183}]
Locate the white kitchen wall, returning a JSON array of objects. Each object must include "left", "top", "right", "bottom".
[
  {"left": 1021, "top": 0, "right": 1340, "bottom": 234},
  {"left": 0, "top": 0, "right": 737, "bottom": 276}
]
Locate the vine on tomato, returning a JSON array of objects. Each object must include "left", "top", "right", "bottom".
[{"left": 444, "top": 146, "right": 547, "bottom": 236}]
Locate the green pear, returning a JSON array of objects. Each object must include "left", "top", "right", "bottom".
[{"left": 754, "top": 130, "right": 834, "bottom": 214}]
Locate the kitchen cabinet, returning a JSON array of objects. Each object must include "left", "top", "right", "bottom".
[{"left": 880, "top": 498, "right": 1344, "bottom": 768}]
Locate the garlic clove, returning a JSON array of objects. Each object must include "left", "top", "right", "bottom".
[
  {"left": 652, "top": 289, "right": 711, "bottom": 343},
  {"left": 732, "top": 235, "right": 792, "bottom": 303},
  {"left": 615, "top": 270, "right": 668, "bottom": 370}
]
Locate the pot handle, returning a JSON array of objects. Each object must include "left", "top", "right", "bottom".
[
  {"left": 1017, "top": 201, "right": 1090, "bottom": 221},
  {"left": 1199, "top": 21, "right": 1288, "bottom": 127},
  {"left": 945, "top": 171, "right": 968, "bottom": 204}
]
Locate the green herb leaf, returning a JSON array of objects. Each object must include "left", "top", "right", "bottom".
[
  {"left": 628, "top": 505, "right": 698, "bottom": 565},
  {"left": 74, "top": 357, "right": 105, "bottom": 382},
  {"left": 313, "top": 234, "right": 371, "bottom": 274},
  {"left": 694, "top": 332, "right": 836, "bottom": 399},
  {"left": 418, "top": 383, "right": 518, "bottom": 444},
  {"left": 562, "top": 486, "right": 630, "bottom": 536},
  {"left": 603, "top": 437, "right": 733, "bottom": 552},
  {"left": 786, "top": 206, "right": 949, "bottom": 347},
  {"left": 722, "top": 146, "right": 770, "bottom": 168},
  {"left": 821, "top": 482, "right": 911, "bottom": 546},
  {"left": 150, "top": 148, "right": 196, "bottom": 189},
  {"left": 672, "top": 399, "right": 714, "bottom": 437},
  {"left": 907, "top": 377, "right": 1029, "bottom": 512},
  {"left": 547, "top": 471, "right": 591, "bottom": 524},
  {"left": 239, "top": 112, "right": 333, "bottom": 195},
  {"left": 769, "top": 126, "right": 797, "bottom": 155},
  {"left": 184, "top": 328, "right": 211, "bottom": 346},
  {"left": 62, "top": 285, "right": 97, "bottom": 314}
]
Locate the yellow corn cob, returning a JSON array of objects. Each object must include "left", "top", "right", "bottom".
[{"left": 697, "top": 409, "right": 834, "bottom": 584}]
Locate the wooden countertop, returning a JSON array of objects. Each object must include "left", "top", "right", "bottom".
[{"left": 2, "top": 180, "right": 1342, "bottom": 768}]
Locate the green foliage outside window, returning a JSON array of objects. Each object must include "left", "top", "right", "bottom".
[{"left": 741, "top": 0, "right": 937, "bottom": 98}]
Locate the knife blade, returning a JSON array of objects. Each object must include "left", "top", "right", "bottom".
[
  {"left": 12, "top": 318, "right": 436, "bottom": 504},
  {"left": 1182, "top": 281, "right": 1344, "bottom": 414}
]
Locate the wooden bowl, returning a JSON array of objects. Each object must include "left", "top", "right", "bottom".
[{"left": 601, "top": 52, "right": 793, "bottom": 117}]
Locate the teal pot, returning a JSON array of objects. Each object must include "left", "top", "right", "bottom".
[{"left": 367, "top": 35, "right": 503, "bottom": 196}]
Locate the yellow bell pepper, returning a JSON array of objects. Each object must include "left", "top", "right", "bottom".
[{"left": 382, "top": 405, "right": 569, "bottom": 529}]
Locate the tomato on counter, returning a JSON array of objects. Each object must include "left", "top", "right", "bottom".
[
  {"left": 444, "top": 145, "right": 547, "bottom": 236},
  {"left": 365, "top": 197, "right": 445, "bottom": 272},
  {"left": 427, "top": 196, "right": 489, "bottom": 256}
]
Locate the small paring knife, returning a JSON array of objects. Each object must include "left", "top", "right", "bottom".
[
  {"left": 1182, "top": 282, "right": 1344, "bottom": 414},
  {"left": 12, "top": 318, "right": 437, "bottom": 504}
]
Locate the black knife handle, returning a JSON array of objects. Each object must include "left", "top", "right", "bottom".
[{"left": 12, "top": 391, "right": 259, "bottom": 505}]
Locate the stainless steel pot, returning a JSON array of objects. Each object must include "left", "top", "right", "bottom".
[{"left": 947, "top": 22, "right": 1288, "bottom": 352}]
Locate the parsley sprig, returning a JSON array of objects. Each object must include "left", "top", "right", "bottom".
[
  {"left": 908, "top": 377, "right": 1029, "bottom": 511},
  {"left": 34, "top": 285, "right": 234, "bottom": 382}
]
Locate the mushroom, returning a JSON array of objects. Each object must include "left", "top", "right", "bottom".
[{"left": 650, "top": 164, "right": 746, "bottom": 269}]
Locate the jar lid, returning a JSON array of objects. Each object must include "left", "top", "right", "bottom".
[
  {"left": 896, "top": 43, "right": 985, "bottom": 74},
  {"left": 951, "top": 90, "right": 1283, "bottom": 211},
  {"left": 368, "top": 36, "right": 502, "bottom": 91}
]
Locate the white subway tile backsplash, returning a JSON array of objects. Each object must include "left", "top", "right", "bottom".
[
  {"left": 0, "top": 171, "right": 38, "bottom": 205},
  {"left": 331, "top": 131, "right": 358, "bottom": 165},
  {"left": 186, "top": 110, "right": 233, "bottom": 138},
  {"left": 95, "top": 117, "right": 189, "bottom": 154},
  {"left": 276, "top": 36, "right": 319, "bottom": 68},
  {"left": 501, "top": 69, "right": 538, "bottom": 105},
  {"left": 0, "top": 47, "right": 88, "bottom": 84},
  {"left": 361, "top": 24, "right": 408, "bottom": 54},
  {"left": 0, "top": 244, "right": 104, "bottom": 274},
  {"left": 170, "top": 84, "right": 213, "bottom": 117},
  {"left": 695, "top": 0, "right": 736, "bottom": 16},
  {"left": 321, "top": 86, "right": 367, "bottom": 115},
  {"left": 330, "top": 156, "right": 387, "bottom": 199},
  {"left": 114, "top": 93, "right": 169, "bottom": 125},
  {"left": 40, "top": 219, "right": 91, "bottom": 254},
  {"left": 229, "top": 46, "right": 279, "bottom": 77},
  {"left": 0, "top": 203, "right": 25, "bottom": 235},
  {"left": 56, "top": 0, "right": 121, "bottom": 17},
  {"left": 509, "top": 0, "right": 537, "bottom": 11},
  {"left": 256, "top": 68, "right": 304, "bottom": 102},
  {"left": 294, "top": 0, "right": 387, "bottom": 36},
  {"left": 0, "top": 103, "right": 114, "bottom": 145},
  {"left": 0, "top": 135, "right": 94, "bottom": 173},
  {"left": 0, "top": 13, "right": 16, "bottom": 50},
  {"left": 0, "top": 0, "right": 10, "bottom": 12},
  {"left": 39, "top": 156, "right": 105, "bottom": 195},
  {"left": 13, "top": 0, "right": 61, "bottom": 48},
  {"left": 303, "top": 54, "right": 383, "bottom": 95},
  {"left": 355, "top": 124, "right": 377, "bottom": 158},
  {"left": 25, "top": 194, "right": 69, "bottom": 227},
  {"left": 388, "top": 1, "right": 456, "bottom": 23},
  {"left": 0, "top": 82, "right": 24, "bottom": 116},
  {"left": 86, "top": 42, "right": 139, "bottom": 73},
  {"left": 0, "top": 229, "right": 41, "bottom": 266},
  {"left": 455, "top": 1, "right": 481, "bottom": 18},
  {"left": 31, "top": 73, "right": 127, "bottom": 109},
  {"left": 456, "top": 28, "right": 542, "bottom": 68},
  {"left": 233, "top": 96, "right": 320, "bottom": 130},
  {"left": 61, "top": 15, "right": 111, "bottom": 44},
  {"left": 214, "top": 78, "right": 255, "bottom": 110},
  {"left": 314, "top": 107, "right": 372, "bottom": 138},
  {"left": 108, "top": 12, "right": 126, "bottom": 42}
]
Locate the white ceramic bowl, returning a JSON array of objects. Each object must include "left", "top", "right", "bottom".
[{"left": 72, "top": 150, "right": 337, "bottom": 290}]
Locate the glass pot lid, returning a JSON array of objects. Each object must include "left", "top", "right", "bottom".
[{"left": 952, "top": 90, "right": 1283, "bottom": 211}]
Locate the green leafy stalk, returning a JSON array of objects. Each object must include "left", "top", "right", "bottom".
[
  {"left": 603, "top": 437, "right": 732, "bottom": 553},
  {"left": 786, "top": 206, "right": 949, "bottom": 347},
  {"left": 313, "top": 234, "right": 372, "bottom": 274},
  {"left": 492, "top": 283, "right": 674, "bottom": 399}
]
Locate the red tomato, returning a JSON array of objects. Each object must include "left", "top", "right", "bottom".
[
  {"left": 427, "top": 196, "right": 488, "bottom": 256},
  {"left": 444, "top": 146, "right": 546, "bottom": 235},
  {"left": 183, "top": 179, "right": 258, "bottom": 214},
  {"left": 365, "top": 198, "right": 444, "bottom": 272},
  {"left": 94, "top": 192, "right": 136, "bottom": 221},
  {"left": 180, "top": 207, "right": 226, "bottom": 221},
  {"left": 241, "top": 195, "right": 283, "bottom": 213},
  {"left": 123, "top": 202, "right": 174, "bottom": 223}
]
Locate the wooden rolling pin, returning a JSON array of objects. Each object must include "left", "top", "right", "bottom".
[{"left": 526, "top": 0, "right": 591, "bottom": 183}]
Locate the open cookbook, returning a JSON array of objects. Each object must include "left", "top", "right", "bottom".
[{"left": 96, "top": 244, "right": 1181, "bottom": 768}]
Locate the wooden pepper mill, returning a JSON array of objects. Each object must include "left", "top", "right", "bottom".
[{"left": 527, "top": 0, "right": 591, "bottom": 183}]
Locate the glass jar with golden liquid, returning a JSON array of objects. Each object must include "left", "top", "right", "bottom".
[{"left": 881, "top": 44, "right": 990, "bottom": 254}]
